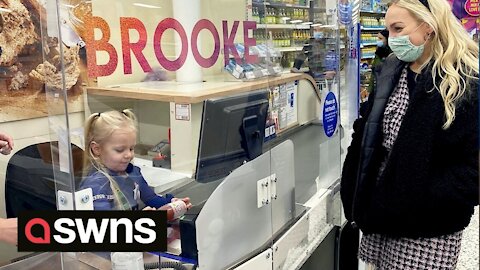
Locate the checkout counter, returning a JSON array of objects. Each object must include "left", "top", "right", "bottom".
[{"left": 81, "top": 72, "right": 344, "bottom": 270}]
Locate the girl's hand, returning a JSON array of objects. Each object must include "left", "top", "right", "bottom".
[
  {"left": 142, "top": 206, "right": 156, "bottom": 211},
  {"left": 172, "top": 197, "right": 192, "bottom": 210}
]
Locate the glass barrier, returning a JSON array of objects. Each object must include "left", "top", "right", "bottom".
[{"left": 0, "top": 0, "right": 84, "bottom": 264}]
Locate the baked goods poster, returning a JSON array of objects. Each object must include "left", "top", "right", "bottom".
[{"left": 0, "top": 0, "right": 90, "bottom": 122}]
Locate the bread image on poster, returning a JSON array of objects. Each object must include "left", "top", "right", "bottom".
[{"left": 0, "top": 0, "right": 89, "bottom": 121}]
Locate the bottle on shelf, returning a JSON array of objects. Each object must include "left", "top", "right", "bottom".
[
  {"left": 252, "top": 7, "right": 260, "bottom": 23},
  {"left": 270, "top": 8, "right": 277, "bottom": 24},
  {"left": 276, "top": 32, "right": 281, "bottom": 47},
  {"left": 288, "top": 8, "right": 294, "bottom": 21},
  {"left": 292, "top": 30, "right": 298, "bottom": 45},
  {"left": 265, "top": 8, "right": 271, "bottom": 24},
  {"left": 296, "top": 9, "right": 302, "bottom": 21},
  {"left": 280, "top": 8, "right": 288, "bottom": 23},
  {"left": 260, "top": 8, "right": 265, "bottom": 24},
  {"left": 286, "top": 31, "right": 291, "bottom": 47}
]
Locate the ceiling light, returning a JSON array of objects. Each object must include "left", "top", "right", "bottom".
[{"left": 133, "top": 3, "right": 162, "bottom": 9}]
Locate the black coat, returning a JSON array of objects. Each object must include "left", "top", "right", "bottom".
[{"left": 341, "top": 55, "right": 479, "bottom": 238}]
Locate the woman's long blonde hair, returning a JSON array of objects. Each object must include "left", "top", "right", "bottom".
[
  {"left": 390, "top": 0, "right": 479, "bottom": 129},
  {"left": 83, "top": 109, "right": 137, "bottom": 210}
]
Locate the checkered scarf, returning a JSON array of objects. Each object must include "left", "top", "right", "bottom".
[{"left": 382, "top": 66, "right": 410, "bottom": 151}]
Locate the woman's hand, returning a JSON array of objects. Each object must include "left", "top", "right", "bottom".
[
  {"left": 0, "top": 218, "right": 18, "bottom": 246},
  {"left": 0, "top": 132, "right": 13, "bottom": 155}
]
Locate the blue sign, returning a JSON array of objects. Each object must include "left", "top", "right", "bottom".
[{"left": 323, "top": 92, "right": 338, "bottom": 137}]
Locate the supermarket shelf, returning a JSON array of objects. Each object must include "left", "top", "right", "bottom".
[
  {"left": 360, "top": 26, "right": 386, "bottom": 31},
  {"left": 258, "top": 24, "right": 311, "bottom": 29},
  {"left": 253, "top": 1, "right": 310, "bottom": 9},
  {"left": 312, "top": 6, "right": 327, "bottom": 12},
  {"left": 360, "top": 10, "right": 387, "bottom": 15},
  {"left": 361, "top": 42, "right": 377, "bottom": 47},
  {"left": 277, "top": 46, "right": 304, "bottom": 52}
]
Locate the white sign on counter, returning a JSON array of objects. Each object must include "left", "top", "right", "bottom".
[
  {"left": 175, "top": 103, "right": 191, "bottom": 121},
  {"left": 286, "top": 82, "right": 298, "bottom": 126}
]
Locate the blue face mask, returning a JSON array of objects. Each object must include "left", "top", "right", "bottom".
[
  {"left": 376, "top": 40, "right": 384, "bottom": 47},
  {"left": 388, "top": 23, "right": 428, "bottom": 62}
]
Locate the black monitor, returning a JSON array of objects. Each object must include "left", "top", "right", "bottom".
[{"left": 195, "top": 89, "right": 269, "bottom": 183}]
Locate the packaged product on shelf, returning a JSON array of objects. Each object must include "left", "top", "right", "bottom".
[
  {"left": 243, "top": 63, "right": 256, "bottom": 72},
  {"left": 235, "top": 43, "right": 246, "bottom": 57},
  {"left": 224, "top": 59, "right": 244, "bottom": 79}
]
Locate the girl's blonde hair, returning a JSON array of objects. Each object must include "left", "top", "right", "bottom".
[
  {"left": 390, "top": 0, "right": 479, "bottom": 129},
  {"left": 84, "top": 109, "right": 137, "bottom": 210}
]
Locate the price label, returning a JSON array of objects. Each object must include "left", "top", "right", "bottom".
[{"left": 175, "top": 104, "right": 191, "bottom": 121}]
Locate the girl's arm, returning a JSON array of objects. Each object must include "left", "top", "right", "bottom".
[
  {"left": 79, "top": 173, "right": 115, "bottom": 210},
  {"left": 132, "top": 167, "right": 173, "bottom": 208}
]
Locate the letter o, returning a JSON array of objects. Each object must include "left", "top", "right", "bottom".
[
  {"left": 153, "top": 18, "right": 188, "bottom": 71},
  {"left": 191, "top": 19, "right": 220, "bottom": 68}
]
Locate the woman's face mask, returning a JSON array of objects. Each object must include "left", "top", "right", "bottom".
[{"left": 388, "top": 23, "right": 429, "bottom": 62}]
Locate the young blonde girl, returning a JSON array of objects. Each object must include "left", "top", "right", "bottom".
[{"left": 80, "top": 109, "right": 187, "bottom": 211}]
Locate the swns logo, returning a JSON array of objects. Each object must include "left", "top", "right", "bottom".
[{"left": 18, "top": 211, "right": 167, "bottom": 252}]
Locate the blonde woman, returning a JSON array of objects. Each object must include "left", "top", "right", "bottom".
[{"left": 341, "top": 0, "right": 478, "bottom": 269}]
